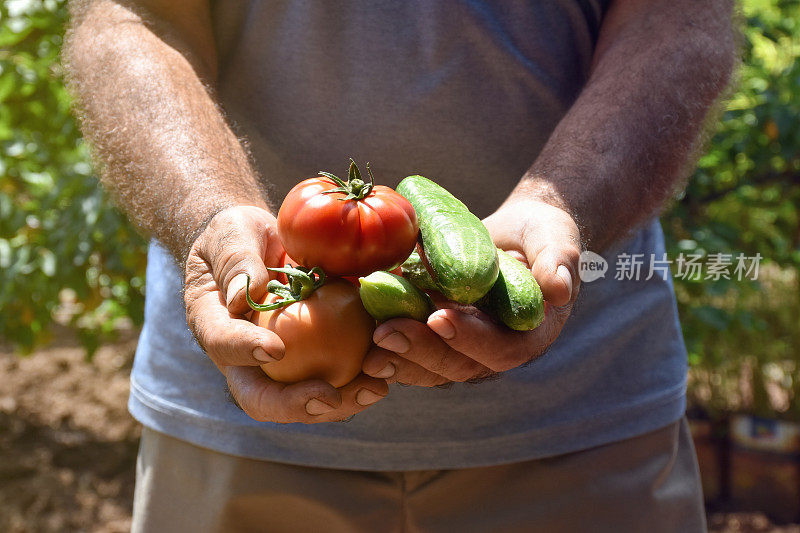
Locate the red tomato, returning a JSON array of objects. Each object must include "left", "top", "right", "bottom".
[{"left": 277, "top": 161, "right": 419, "bottom": 276}]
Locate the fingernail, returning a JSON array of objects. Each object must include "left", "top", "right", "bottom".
[
  {"left": 427, "top": 315, "right": 455, "bottom": 340},
  {"left": 253, "top": 346, "right": 281, "bottom": 363},
  {"left": 373, "top": 363, "right": 396, "bottom": 379},
  {"left": 306, "top": 398, "right": 335, "bottom": 415},
  {"left": 226, "top": 273, "right": 249, "bottom": 308},
  {"left": 557, "top": 265, "right": 573, "bottom": 297},
  {"left": 356, "top": 388, "right": 384, "bottom": 406},
  {"left": 375, "top": 331, "right": 410, "bottom": 354}
]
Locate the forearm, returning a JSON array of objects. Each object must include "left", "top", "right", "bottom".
[
  {"left": 511, "top": 0, "right": 736, "bottom": 251},
  {"left": 64, "top": 1, "right": 268, "bottom": 263}
]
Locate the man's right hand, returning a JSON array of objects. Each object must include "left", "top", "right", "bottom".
[{"left": 184, "top": 206, "right": 388, "bottom": 423}]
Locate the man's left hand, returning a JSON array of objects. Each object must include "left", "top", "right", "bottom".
[{"left": 361, "top": 199, "right": 582, "bottom": 386}]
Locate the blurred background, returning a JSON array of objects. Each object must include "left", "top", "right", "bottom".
[{"left": 1, "top": 0, "right": 799, "bottom": 531}]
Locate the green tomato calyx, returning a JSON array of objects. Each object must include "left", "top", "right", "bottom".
[
  {"left": 319, "top": 158, "right": 375, "bottom": 201},
  {"left": 245, "top": 266, "right": 326, "bottom": 312}
]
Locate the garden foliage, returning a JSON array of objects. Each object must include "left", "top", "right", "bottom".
[{"left": 0, "top": 0, "right": 146, "bottom": 354}]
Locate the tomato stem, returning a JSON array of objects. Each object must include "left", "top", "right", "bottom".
[
  {"left": 318, "top": 159, "right": 375, "bottom": 201},
  {"left": 245, "top": 266, "right": 327, "bottom": 312}
]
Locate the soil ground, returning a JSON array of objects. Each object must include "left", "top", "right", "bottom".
[{"left": 0, "top": 330, "right": 798, "bottom": 532}]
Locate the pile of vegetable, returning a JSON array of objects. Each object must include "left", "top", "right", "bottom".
[{"left": 246, "top": 160, "right": 544, "bottom": 387}]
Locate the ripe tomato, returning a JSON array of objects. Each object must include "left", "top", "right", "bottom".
[
  {"left": 277, "top": 160, "right": 419, "bottom": 276},
  {"left": 253, "top": 279, "right": 375, "bottom": 388}
]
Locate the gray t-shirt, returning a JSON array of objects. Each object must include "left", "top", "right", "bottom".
[{"left": 129, "top": 0, "right": 688, "bottom": 470}]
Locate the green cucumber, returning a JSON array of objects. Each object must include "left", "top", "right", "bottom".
[
  {"left": 400, "top": 250, "right": 439, "bottom": 291},
  {"left": 477, "top": 249, "right": 544, "bottom": 331},
  {"left": 403, "top": 245, "right": 545, "bottom": 331},
  {"left": 358, "top": 271, "right": 434, "bottom": 322},
  {"left": 396, "top": 175, "right": 499, "bottom": 304}
]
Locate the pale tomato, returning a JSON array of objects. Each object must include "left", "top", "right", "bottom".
[{"left": 253, "top": 279, "right": 375, "bottom": 388}]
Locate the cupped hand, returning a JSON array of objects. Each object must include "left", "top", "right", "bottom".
[
  {"left": 184, "top": 206, "right": 388, "bottom": 422},
  {"left": 362, "top": 199, "right": 581, "bottom": 386}
]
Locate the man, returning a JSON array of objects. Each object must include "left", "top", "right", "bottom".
[{"left": 65, "top": 0, "right": 735, "bottom": 531}]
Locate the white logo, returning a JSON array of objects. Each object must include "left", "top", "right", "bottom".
[{"left": 579, "top": 251, "right": 608, "bottom": 282}]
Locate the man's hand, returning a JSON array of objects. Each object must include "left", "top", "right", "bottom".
[
  {"left": 184, "top": 206, "right": 388, "bottom": 422},
  {"left": 361, "top": 199, "right": 581, "bottom": 386},
  {"left": 66, "top": 3, "right": 390, "bottom": 423},
  {"left": 360, "top": 0, "right": 736, "bottom": 387}
]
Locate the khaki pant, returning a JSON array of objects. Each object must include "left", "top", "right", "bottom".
[{"left": 132, "top": 419, "right": 705, "bottom": 533}]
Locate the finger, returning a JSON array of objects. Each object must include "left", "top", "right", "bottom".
[
  {"left": 528, "top": 243, "right": 580, "bottom": 307},
  {"left": 362, "top": 346, "right": 449, "bottom": 387},
  {"left": 331, "top": 373, "right": 390, "bottom": 418},
  {"left": 196, "top": 206, "right": 283, "bottom": 315},
  {"left": 187, "top": 287, "right": 286, "bottom": 367},
  {"left": 302, "top": 374, "right": 389, "bottom": 422},
  {"left": 373, "top": 319, "right": 492, "bottom": 382},
  {"left": 226, "top": 367, "right": 389, "bottom": 423},
  {"left": 426, "top": 305, "right": 569, "bottom": 372},
  {"left": 486, "top": 202, "right": 581, "bottom": 306},
  {"left": 225, "top": 366, "right": 343, "bottom": 423}
]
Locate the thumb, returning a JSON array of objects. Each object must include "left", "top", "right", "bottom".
[
  {"left": 223, "top": 261, "right": 272, "bottom": 316},
  {"left": 487, "top": 200, "right": 581, "bottom": 307},
  {"left": 529, "top": 244, "right": 579, "bottom": 307},
  {"left": 510, "top": 203, "right": 581, "bottom": 307},
  {"left": 194, "top": 206, "right": 280, "bottom": 315}
]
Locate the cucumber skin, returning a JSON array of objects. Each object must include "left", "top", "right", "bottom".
[
  {"left": 403, "top": 246, "right": 545, "bottom": 331},
  {"left": 477, "top": 249, "right": 544, "bottom": 331},
  {"left": 400, "top": 250, "right": 439, "bottom": 291},
  {"left": 396, "top": 176, "right": 499, "bottom": 304},
  {"left": 358, "top": 271, "right": 433, "bottom": 322}
]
